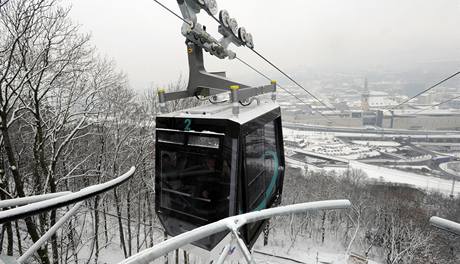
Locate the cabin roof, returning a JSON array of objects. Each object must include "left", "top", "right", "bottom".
[{"left": 159, "top": 99, "right": 279, "bottom": 125}]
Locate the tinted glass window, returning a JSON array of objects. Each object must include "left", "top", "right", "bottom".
[
  {"left": 244, "top": 120, "right": 281, "bottom": 244},
  {"left": 245, "top": 128, "right": 265, "bottom": 210},
  {"left": 160, "top": 151, "right": 230, "bottom": 221},
  {"left": 188, "top": 135, "right": 220, "bottom": 149},
  {"left": 158, "top": 132, "right": 185, "bottom": 145},
  {"left": 264, "top": 121, "right": 279, "bottom": 201},
  {"left": 244, "top": 120, "right": 280, "bottom": 212}
]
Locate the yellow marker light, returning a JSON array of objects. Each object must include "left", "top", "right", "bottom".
[
  {"left": 230, "top": 85, "right": 240, "bottom": 90},
  {"left": 271, "top": 80, "right": 277, "bottom": 85},
  {"left": 158, "top": 88, "right": 166, "bottom": 93}
]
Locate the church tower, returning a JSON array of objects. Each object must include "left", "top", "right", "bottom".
[{"left": 361, "top": 77, "right": 370, "bottom": 111}]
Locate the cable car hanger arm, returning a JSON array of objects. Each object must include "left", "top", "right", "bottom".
[{"left": 158, "top": 0, "right": 275, "bottom": 107}]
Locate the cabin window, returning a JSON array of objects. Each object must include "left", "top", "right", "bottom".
[
  {"left": 245, "top": 128, "right": 266, "bottom": 210},
  {"left": 188, "top": 135, "right": 220, "bottom": 149},
  {"left": 158, "top": 132, "right": 185, "bottom": 145},
  {"left": 264, "top": 121, "right": 278, "bottom": 194},
  {"left": 159, "top": 150, "right": 230, "bottom": 222},
  {"left": 245, "top": 120, "right": 280, "bottom": 211}
]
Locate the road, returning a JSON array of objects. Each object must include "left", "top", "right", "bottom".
[{"left": 283, "top": 122, "right": 459, "bottom": 136}]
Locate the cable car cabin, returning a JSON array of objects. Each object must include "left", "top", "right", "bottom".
[{"left": 155, "top": 100, "right": 285, "bottom": 250}]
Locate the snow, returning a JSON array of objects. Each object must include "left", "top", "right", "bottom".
[
  {"left": 160, "top": 99, "right": 280, "bottom": 125},
  {"left": 156, "top": 127, "right": 225, "bottom": 136},
  {"left": 286, "top": 151, "right": 459, "bottom": 195},
  {"left": 283, "top": 124, "right": 460, "bottom": 195},
  {"left": 254, "top": 249, "right": 380, "bottom": 264},
  {"left": 0, "top": 191, "right": 71, "bottom": 209},
  {"left": 439, "top": 161, "right": 460, "bottom": 176},
  {"left": 349, "top": 161, "right": 460, "bottom": 195},
  {"left": 250, "top": 228, "right": 382, "bottom": 264},
  {"left": 284, "top": 129, "right": 382, "bottom": 160}
]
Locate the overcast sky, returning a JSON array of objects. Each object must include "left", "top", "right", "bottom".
[{"left": 67, "top": 0, "right": 460, "bottom": 91}]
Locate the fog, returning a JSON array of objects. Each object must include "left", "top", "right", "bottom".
[{"left": 68, "top": 0, "right": 460, "bottom": 90}]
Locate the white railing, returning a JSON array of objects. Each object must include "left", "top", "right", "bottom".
[
  {"left": 0, "top": 167, "right": 136, "bottom": 264},
  {"left": 430, "top": 216, "right": 460, "bottom": 236},
  {"left": 121, "top": 199, "right": 352, "bottom": 264},
  {"left": 0, "top": 167, "right": 135, "bottom": 224},
  {"left": 0, "top": 192, "right": 71, "bottom": 209}
]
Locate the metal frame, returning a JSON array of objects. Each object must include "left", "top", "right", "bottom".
[
  {"left": 160, "top": 42, "right": 275, "bottom": 105},
  {"left": 120, "top": 199, "right": 352, "bottom": 264},
  {"left": 0, "top": 192, "right": 71, "bottom": 209},
  {"left": 0, "top": 167, "right": 135, "bottom": 224},
  {"left": 430, "top": 216, "right": 460, "bottom": 236},
  {"left": 0, "top": 167, "right": 136, "bottom": 263},
  {"left": 158, "top": 0, "right": 276, "bottom": 112}
]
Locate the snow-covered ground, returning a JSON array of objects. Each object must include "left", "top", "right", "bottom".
[
  {"left": 251, "top": 232, "right": 381, "bottom": 264},
  {"left": 349, "top": 161, "right": 459, "bottom": 195},
  {"left": 284, "top": 128, "right": 381, "bottom": 160},
  {"left": 286, "top": 156, "right": 459, "bottom": 196},
  {"left": 283, "top": 126, "right": 460, "bottom": 195}
]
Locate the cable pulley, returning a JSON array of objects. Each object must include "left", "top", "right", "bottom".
[{"left": 177, "top": 1, "right": 256, "bottom": 60}]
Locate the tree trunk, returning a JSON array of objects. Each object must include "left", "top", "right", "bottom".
[
  {"left": 263, "top": 222, "right": 270, "bottom": 246},
  {"left": 114, "top": 188, "right": 128, "bottom": 258},
  {"left": 126, "top": 183, "right": 132, "bottom": 256},
  {"left": 14, "top": 220, "right": 22, "bottom": 255},
  {"left": 5, "top": 222, "right": 13, "bottom": 256},
  {"left": 0, "top": 114, "right": 50, "bottom": 264},
  {"left": 49, "top": 178, "right": 59, "bottom": 264},
  {"left": 164, "top": 231, "right": 169, "bottom": 264},
  {"left": 0, "top": 156, "right": 13, "bottom": 256},
  {"left": 94, "top": 197, "right": 100, "bottom": 263},
  {"left": 321, "top": 211, "right": 326, "bottom": 245},
  {"left": 183, "top": 251, "right": 189, "bottom": 264},
  {"left": 0, "top": 224, "right": 4, "bottom": 254},
  {"left": 142, "top": 197, "right": 147, "bottom": 251},
  {"left": 147, "top": 192, "right": 154, "bottom": 247},
  {"left": 103, "top": 197, "right": 109, "bottom": 245},
  {"left": 136, "top": 190, "right": 142, "bottom": 252},
  {"left": 67, "top": 218, "right": 78, "bottom": 264}
]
